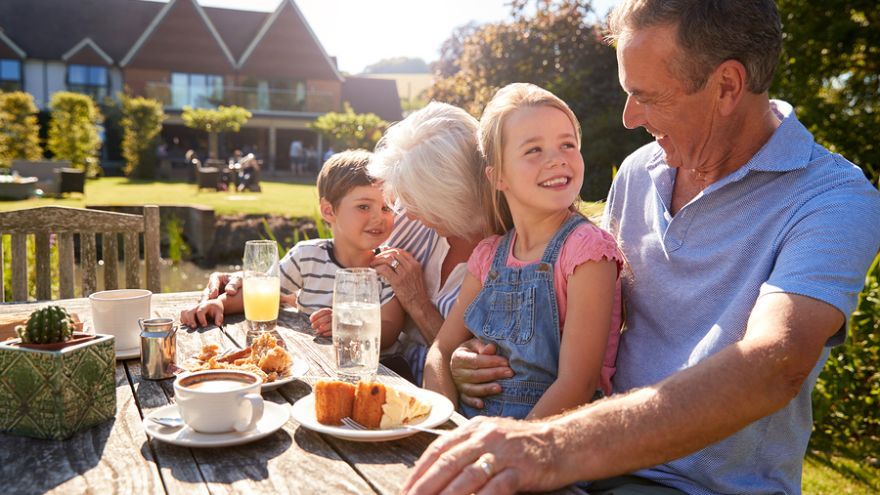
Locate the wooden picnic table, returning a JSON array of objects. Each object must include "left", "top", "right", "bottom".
[{"left": 0, "top": 291, "right": 586, "bottom": 494}]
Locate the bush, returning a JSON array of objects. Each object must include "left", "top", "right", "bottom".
[
  {"left": 0, "top": 92, "right": 43, "bottom": 168},
  {"left": 47, "top": 92, "right": 103, "bottom": 174},
  {"left": 121, "top": 95, "right": 165, "bottom": 179},
  {"left": 811, "top": 252, "right": 880, "bottom": 455},
  {"left": 309, "top": 103, "right": 387, "bottom": 151}
]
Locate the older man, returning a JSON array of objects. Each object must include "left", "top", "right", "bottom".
[{"left": 403, "top": 1, "right": 880, "bottom": 494}]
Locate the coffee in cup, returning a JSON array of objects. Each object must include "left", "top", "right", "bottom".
[
  {"left": 174, "top": 370, "right": 264, "bottom": 433},
  {"left": 89, "top": 289, "right": 152, "bottom": 352}
]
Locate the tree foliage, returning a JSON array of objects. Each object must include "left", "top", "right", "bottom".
[
  {"left": 309, "top": 103, "right": 388, "bottom": 151},
  {"left": 426, "top": 0, "right": 650, "bottom": 199},
  {"left": 121, "top": 95, "right": 165, "bottom": 179},
  {"left": 772, "top": 0, "right": 879, "bottom": 186},
  {"left": 363, "top": 57, "right": 430, "bottom": 74},
  {"left": 0, "top": 91, "right": 42, "bottom": 167},
  {"left": 47, "top": 91, "right": 103, "bottom": 173},
  {"left": 182, "top": 105, "right": 251, "bottom": 159}
]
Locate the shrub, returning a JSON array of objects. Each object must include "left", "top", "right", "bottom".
[
  {"left": 309, "top": 103, "right": 387, "bottom": 151},
  {"left": 47, "top": 92, "right": 103, "bottom": 174},
  {"left": 0, "top": 92, "right": 43, "bottom": 167},
  {"left": 121, "top": 95, "right": 165, "bottom": 178},
  {"left": 812, "top": 252, "right": 880, "bottom": 455},
  {"left": 181, "top": 105, "right": 251, "bottom": 159}
]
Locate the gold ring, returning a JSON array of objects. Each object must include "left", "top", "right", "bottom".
[
  {"left": 476, "top": 453, "right": 494, "bottom": 478},
  {"left": 390, "top": 258, "right": 400, "bottom": 270}
]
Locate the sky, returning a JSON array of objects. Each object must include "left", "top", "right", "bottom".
[{"left": 189, "top": 0, "right": 620, "bottom": 74}]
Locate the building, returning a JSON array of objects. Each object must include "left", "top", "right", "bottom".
[{"left": 0, "top": 0, "right": 402, "bottom": 172}]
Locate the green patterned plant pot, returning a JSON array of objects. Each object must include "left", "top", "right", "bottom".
[{"left": 0, "top": 334, "right": 116, "bottom": 440}]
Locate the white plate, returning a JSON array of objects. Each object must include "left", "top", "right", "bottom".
[
  {"left": 291, "top": 387, "right": 454, "bottom": 442},
  {"left": 116, "top": 346, "right": 140, "bottom": 360},
  {"left": 143, "top": 402, "right": 289, "bottom": 448},
  {"left": 261, "top": 358, "right": 309, "bottom": 391}
]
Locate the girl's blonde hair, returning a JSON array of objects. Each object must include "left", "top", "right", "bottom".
[{"left": 478, "top": 83, "right": 582, "bottom": 234}]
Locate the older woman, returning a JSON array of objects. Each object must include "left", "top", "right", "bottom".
[{"left": 368, "top": 102, "right": 489, "bottom": 384}]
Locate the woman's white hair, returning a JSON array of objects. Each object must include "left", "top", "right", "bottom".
[{"left": 370, "top": 102, "right": 486, "bottom": 239}]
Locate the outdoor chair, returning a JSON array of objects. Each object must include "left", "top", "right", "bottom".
[
  {"left": 10, "top": 159, "right": 82, "bottom": 196},
  {"left": 55, "top": 168, "right": 86, "bottom": 195},
  {"left": 195, "top": 159, "right": 221, "bottom": 191},
  {"left": 0, "top": 205, "right": 161, "bottom": 302}
]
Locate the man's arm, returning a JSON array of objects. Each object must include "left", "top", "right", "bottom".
[{"left": 404, "top": 292, "right": 842, "bottom": 493}]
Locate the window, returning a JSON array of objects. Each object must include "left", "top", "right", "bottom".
[
  {"left": 0, "top": 59, "right": 22, "bottom": 92},
  {"left": 67, "top": 64, "right": 108, "bottom": 100},
  {"left": 170, "top": 72, "right": 223, "bottom": 108}
]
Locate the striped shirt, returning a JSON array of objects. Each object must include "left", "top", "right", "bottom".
[{"left": 279, "top": 239, "right": 394, "bottom": 315}]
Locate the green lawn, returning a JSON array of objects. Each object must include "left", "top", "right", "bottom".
[{"left": 1, "top": 177, "right": 874, "bottom": 492}]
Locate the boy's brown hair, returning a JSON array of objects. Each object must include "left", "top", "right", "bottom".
[{"left": 317, "top": 149, "right": 375, "bottom": 208}]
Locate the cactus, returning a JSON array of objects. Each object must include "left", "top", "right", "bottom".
[{"left": 15, "top": 305, "right": 75, "bottom": 344}]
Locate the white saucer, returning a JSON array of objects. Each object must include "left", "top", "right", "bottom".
[
  {"left": 143, "top": 402, "right": 290, "bottom": 448},
  {"left": 116, "top": 346, "right": 140, "bottom": 360},
  {"left": 261, "top": 359, "right": 309, "bottom": 391}
]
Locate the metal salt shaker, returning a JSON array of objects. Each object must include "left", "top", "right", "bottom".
[{"left": 138, "top": 318, "right": 177, "bottom": 380}]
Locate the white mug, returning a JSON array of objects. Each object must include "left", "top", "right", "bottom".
[
  {"left": 174, "top": 370, "right": 264, "bottom": 433},
  {"left": 89, "top": 289, "right": 152, "bottom": 352}
]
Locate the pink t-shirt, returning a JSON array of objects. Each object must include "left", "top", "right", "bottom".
[{"left": 467, "top": 221, "right": 623, "bottom": 395}]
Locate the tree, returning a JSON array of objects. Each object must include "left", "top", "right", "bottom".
[
  {"left": 772, "top": 0, "right": 879, "bottom": 187},
  {"left": 47, "top": 92, "right": 103, "bottom": 174},
  {"left": 426, "top": 0, "right": 650, "bottom": 199},
  {"left": 363, "top": 57, "right": 430, "bottom": 74},
  {"left": 309, "top": 104, "right": 388, "bottom": 151},
  {"left": 121, "top": 95, "right": 165, "bottom": 179},
  {"left": 181, "top": 105, "right": 251, "bottom": 159},
  {"left": 0, "top": 91, "right": 42, "bottom": 167}
]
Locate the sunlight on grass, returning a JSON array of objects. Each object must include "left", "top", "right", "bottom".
[{"left": 803, "top": 452, "right": 880, "bottom": 495}]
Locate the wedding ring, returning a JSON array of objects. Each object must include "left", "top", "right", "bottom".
[
  {"left": 476, "top": 453, "right": 494, "bottom": 478},
  {"left": 389, "top": 258, "right": 400, "bottom": 270}
]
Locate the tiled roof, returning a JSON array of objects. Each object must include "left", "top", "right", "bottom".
[
  {"left": 342, "top": 77, "right": 403, "bottom": 122},
  {"left": 203, "top": 6, "right": 269, "bottom": 60}
]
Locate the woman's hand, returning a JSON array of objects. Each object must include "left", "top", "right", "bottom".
[
  {"left": 203, "top": 272, "right": 243, "bottom": 300},
  {"left": 402, "top": 416, "right": 564, "bottom": 495},
  {"left": 371, "top": 248, "right": 429, "bottom": 310},
  {"left": 180, "top": 299, "right": 225, "bottom": 329},
  {"left": 450, "top": 339, "right": 514, "bottom": 409},
  {"left": 309, "top": 308, "right": 333, "bottom": 337}
]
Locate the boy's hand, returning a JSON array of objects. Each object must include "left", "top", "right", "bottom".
[
  {"left": 203, "top": 272, "right": 243, "bottom": 300},
  {"left": 180, "top": 299, "right": 225, "bottom": 329},
  {"left": 309, "top": 308, "right": 333, "bottom": 337}
]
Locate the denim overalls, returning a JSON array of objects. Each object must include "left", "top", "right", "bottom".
[{"left": 460, "top": 214, "right": 586, "bottom": 419}]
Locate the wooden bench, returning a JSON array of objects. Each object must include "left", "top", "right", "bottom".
[{"left": 0, "top": 206, "right": 161, "bottom": 301}]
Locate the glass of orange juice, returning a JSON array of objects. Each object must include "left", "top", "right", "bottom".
[{"left": 243, "top": 240, "right": 280, "bottom": 345}]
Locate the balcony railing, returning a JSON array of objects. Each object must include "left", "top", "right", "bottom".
[{"left": 144, "top": 82, "right": 338, "bottom": 114}]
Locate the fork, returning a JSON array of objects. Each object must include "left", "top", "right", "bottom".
[{"left": 340, "top": 417, "right": 446, "bottom": 436}]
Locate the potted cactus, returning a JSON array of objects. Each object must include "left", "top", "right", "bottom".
[{"left": 0, "top": 305, "right": 116, "bottom": 440}]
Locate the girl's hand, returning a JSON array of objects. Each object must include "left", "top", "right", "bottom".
[
  {"left": 309, "top": 308, "right": 333, "bottom": 337},
  {"left": 371, "top": 248, "right": 428, "bottom": 310},
  {"left": 180, "top": 299, "right": 225, "bottom": 329}
]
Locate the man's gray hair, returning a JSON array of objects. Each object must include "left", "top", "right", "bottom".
[
  {"left": 370, "top": 102, "right": 486, "bottom": 239},
  {"left": 607, "top": 0, "right": 782, "bottom": 94}
]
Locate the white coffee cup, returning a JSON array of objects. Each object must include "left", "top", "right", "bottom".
[
  {"left": 174, "top": 370, "right": 264, "bottom": 433},
  {"left": 89, "top": 289, "right": 152, "bottom": 352}
]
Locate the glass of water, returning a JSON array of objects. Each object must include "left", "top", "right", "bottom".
[
  {"left": 332, "top": 268, "right": 381, "bottom": 381},
  {"left": 243, "top": 240, "right": 280, "bottom": 345}
]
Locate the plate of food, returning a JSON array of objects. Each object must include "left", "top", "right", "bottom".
[
  {"left": 185, "top": 333, "right": 307, "bottom": 391},
  {"left": 291, "top": 380, "right": 454, "bottom": 442}
]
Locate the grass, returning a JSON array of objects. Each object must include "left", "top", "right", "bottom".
[
  {"left": 1, "top": 177, "right": 874, "bottom": 492},
  {"left": 0, "top": 177, "right": 320, "bottom": 216}
]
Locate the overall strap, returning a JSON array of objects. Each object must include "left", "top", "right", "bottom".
[
  {"left": 490, "top": 229, "right": 516, "bottom": 271},
  {"left": 540, "top": 214, "right": 587, "bottom": 265}
]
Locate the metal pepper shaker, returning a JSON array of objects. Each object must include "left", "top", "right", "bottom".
[{"left": 138, "top": 317, "right": 177, "bottom": 380}]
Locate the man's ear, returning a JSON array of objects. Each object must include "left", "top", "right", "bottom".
[
  {"left": 714, "top": 59, "right": 746, "bottom": 117},
  {"left": 319, "top": 198, "right": 335, "bottom": 224}
]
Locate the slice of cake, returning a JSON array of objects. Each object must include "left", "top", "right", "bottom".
[
  {"left": 314, "top": 380, "right": 356, "bottom": 426},
  {"left": 352, "top": 382, "right": 386, "bottom": 428}
]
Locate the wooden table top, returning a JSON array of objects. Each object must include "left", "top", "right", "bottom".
[{"left": 0, "top": 292, "right": 585, "bottom": 494}]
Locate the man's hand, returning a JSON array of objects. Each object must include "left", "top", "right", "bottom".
[
  {"left": 402, "top": 416, "right": 564, "bottom": 495},
  {"left": 309, "top": 308, "right": 333, "bottom": 337},
  {"left": 450, "top": 339, "right": 513, "bottom": 409},
  {"left": 203, "top": 272, "right": 243, "bottom": 301},
  {"left": 180, "top": 299, "right": 225, "bottom": 329}
]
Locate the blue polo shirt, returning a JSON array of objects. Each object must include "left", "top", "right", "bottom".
[{"left": 602, "top": 108, "right": 880, "bottom": 494}]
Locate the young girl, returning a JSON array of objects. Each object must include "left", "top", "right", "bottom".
[{"left": 424, "top": 83, "right": 623, "bottom": 420}]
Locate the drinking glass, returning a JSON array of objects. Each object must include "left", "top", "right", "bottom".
[
  {"left": 332, "top": 268, "right": 381, "bottom": 381},
  {"left": 243, "top": 240, "right": 280, "bottom": 345}
]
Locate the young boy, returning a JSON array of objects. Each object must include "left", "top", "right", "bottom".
[{"left": 180, "top": 150, "right": 404, "bottom": 348}]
